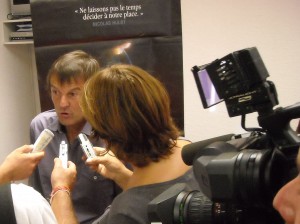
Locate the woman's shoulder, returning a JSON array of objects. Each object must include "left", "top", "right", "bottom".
[{"left": 177, "top": 136, "right": 192, "bottom": 147}]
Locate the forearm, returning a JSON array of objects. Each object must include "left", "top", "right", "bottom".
[
  {"left": 114, "top": 167, "right": 133, "bottom": 190},
  {"left": 0, "top": 166, "right": 10, "bottom": 184},
  {"left": 51, "top": 191, "right": 78, "bottom": 224}
]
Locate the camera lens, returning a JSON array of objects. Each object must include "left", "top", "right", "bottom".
[{"left": 174, "top": 190, "right": 213, "bottom": 224}]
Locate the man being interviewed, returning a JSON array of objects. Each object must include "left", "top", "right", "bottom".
[{"left": 29, "top": 50, "right": 120, "bottom": 224}]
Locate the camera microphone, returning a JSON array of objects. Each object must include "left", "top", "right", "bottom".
[{"left": 181, "top": 133, "right": 235, "bottom": 165}]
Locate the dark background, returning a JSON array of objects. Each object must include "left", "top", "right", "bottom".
[{"left": 30, "top": 0, "right": 184, "bottom": 131}]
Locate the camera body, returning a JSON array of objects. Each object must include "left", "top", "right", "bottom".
[{"left": 148, "top": 47, "right": 300, "bottom": 224}]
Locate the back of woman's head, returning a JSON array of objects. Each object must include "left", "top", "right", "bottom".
[{"left": 81, "top": 64, "right": 179, "bottom": 167}]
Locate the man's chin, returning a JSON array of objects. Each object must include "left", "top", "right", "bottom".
[
  {"left": 58, "top": 116, "right": 86, "bottom": 128},
  {"left": 58, "top": 117, "right": 72, "bottom": 126}
]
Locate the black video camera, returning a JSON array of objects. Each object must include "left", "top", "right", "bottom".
[{"left": 148, "top": 47, "right": 300, "bottom": 224}]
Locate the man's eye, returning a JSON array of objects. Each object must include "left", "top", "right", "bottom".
[
  {"left": 51, "top": 89, "right": 58, "bottom": 95},
  {"left": 69, "top": 92, "right": 78, "bottom": 97}
]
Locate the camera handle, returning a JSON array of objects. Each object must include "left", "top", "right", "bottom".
[{"left": 258, "top": 102, "right": 300, "bottom": 149}]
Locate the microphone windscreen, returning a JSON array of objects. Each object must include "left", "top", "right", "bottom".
[{"left": 182, "top": 134, "right": 235, "bottom": 165}]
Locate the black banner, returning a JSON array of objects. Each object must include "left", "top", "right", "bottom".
[{"left": 31, "top": 0, "right": 184, "bottom": 131}]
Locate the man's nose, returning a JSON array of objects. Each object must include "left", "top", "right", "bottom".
[{"left": 59, "top": 95, "right": 70, "bottom": 107}]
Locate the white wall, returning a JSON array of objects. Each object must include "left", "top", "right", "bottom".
[
  {"left": 0, "top": 1, "right": 39, "bottom": 163},
  {"left": 0, "top": 0, "right": 300, "bottom": 164},
  {"left": 182, "top": 0, "right": 300, "bottom": 142}
]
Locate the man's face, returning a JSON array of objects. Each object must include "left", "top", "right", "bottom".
[{"left": 50, "top": 75, "right": 86, "bottom": 128}]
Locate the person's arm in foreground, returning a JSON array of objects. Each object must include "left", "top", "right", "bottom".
[
  {"left": 50, "top": 158, "right": 78, "bottom": 224},
  {"left": 274, "top": 175, "right": 300, "bottom": 224},
  {"left": 86, "top": 147, "right": 133, "bottom": 189},
  {"left": 0, "top": 145, "right": 44, "bottom": 184},
  {"left": 273, "top": 149, "right": 300, "bottom": 224}
]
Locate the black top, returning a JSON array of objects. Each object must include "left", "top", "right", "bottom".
[{"left": 0, "top": 184, "right": 17, "bottom": 224}]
